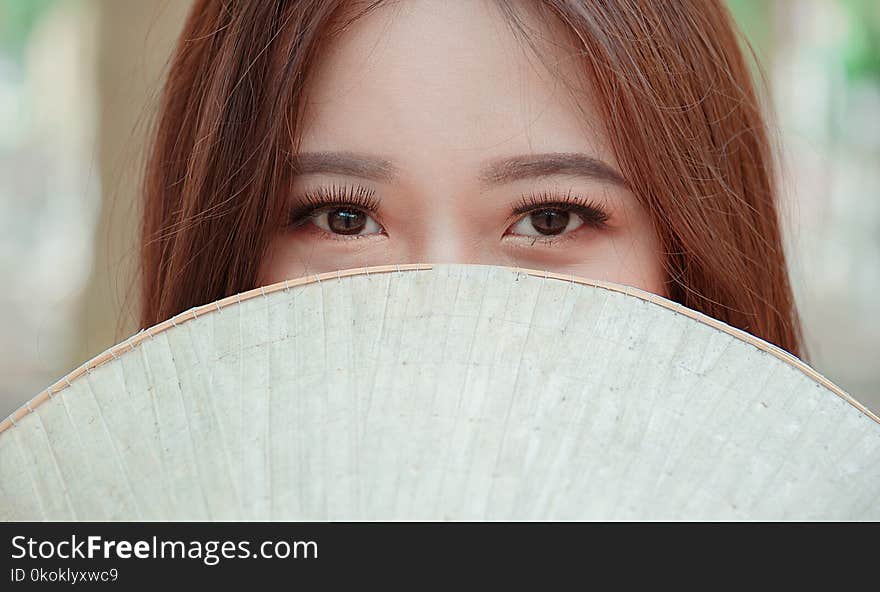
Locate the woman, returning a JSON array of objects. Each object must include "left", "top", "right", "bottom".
[{"left": 141, "top": 0, "right": 803, "bottom": 357}]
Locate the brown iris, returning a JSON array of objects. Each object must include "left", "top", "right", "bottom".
[
  {"left": 327, "top": 208, "right": 367, "bottom": 235},
  {"left": 530, "top": 209, "right": 569, "bottom": 235}
]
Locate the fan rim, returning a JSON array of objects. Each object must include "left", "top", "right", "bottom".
[{"left": 2, "top": 262, "right": 876, "bottom": 433}]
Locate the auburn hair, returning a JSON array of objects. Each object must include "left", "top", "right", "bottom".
[{"left": 140, "top": 0, "right": 804, "bottom": 357}]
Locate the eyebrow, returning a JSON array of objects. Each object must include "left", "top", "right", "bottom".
[
  {"left": 287, "top": 151, "right": 627, "bottom": 187},
  {"left": 478, "top": 153, "right": 627, "bottom": 188},
  {"left": 288, "top": 151, "right": 398, "bottom": 182}
]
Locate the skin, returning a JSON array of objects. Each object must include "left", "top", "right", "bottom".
[{"left": 259, "top": 0, "right": 667, "bottom": 297}]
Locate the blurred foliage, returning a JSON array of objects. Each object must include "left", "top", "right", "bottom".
[
  {"left": 727, "top": 0, "right": 773, "bottom": 60},
  {"left": 840, "top": 0, "right": 880, "bottom": 83},
  {"left": 727, "top": 0, "right": 880, "bottom": 84},
  {"left": 0, "top": 0, "right": 57, "bottom": 59}
]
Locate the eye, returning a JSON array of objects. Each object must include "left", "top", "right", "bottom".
[
  {"left": 311, "top": 207, "right": 383, "bottom": 236},
  {"left": 509, "top": 209, "right": 584, "bottom": 237},
  {"left": 506, "top": 190, "right": 610, "bottom": 242},
  {"left": 286, "top": 183, "right": 384, "bottom": 239}
]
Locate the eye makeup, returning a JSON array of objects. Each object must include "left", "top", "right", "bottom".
[
  {"left": 507, "top": 188, "right": 610, "bottom": 229},
  {"left": 286, "top": 182, "right": 381, "bottom": 231},
  {"left": 284, "top": 182, "right": 613, "bottom": 246}
]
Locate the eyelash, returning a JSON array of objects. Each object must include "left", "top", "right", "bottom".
[
  {"left": 509, "top": 188, "right": 610, "bottom": 235},
  {"left": 285, "top": 183, "right": 611, "bottom": 244},
  {"left": 286, "top": 183, "right": 380, "bottom": 230}
]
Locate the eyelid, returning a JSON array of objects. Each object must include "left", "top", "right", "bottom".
[
  {"left": 286, "top": 183, "right": 611, "bottom": 237},
  {"left": 286, "top": 182, "right": 381, "bottom": 227},
  {"left": 507, "top": 188, "right": 611, "bottom": 228}
]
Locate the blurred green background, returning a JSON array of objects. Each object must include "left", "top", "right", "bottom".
[{"left": 1, "top": 0, "right": 878, "bottom": 416}]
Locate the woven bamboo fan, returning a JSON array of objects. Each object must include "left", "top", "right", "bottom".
[{"left": 1, "top": 263, "right": 878, "bottom": 521}]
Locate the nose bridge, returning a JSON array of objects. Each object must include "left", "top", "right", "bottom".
[
  {"left": 407, "top": 189, "right": 483, "bottom": 265},
  {"left": 400, "top": 155, "right": 488, "bottom": 265},
  {"left": 413, "top": 215, "right": 475, "bottom": 264}
]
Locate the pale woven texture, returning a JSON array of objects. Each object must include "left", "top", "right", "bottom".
[{"left": 1, "top": 263, "right": 878, "bottom": 520}]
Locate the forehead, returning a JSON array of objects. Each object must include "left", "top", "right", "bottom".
[{"left": 297, "top": 0, "right": 612, "bottom": 173}]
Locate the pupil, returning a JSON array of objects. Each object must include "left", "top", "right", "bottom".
[
  {"left": 328, "top": 208, "right": 366, "bottom": 235},
  {"left": 530, "top": 209, "right": 569, "bottom": 235}
]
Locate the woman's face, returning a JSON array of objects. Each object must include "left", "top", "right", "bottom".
[{"left": 260, "top": 0, "right": 666, "bottom": 296}]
